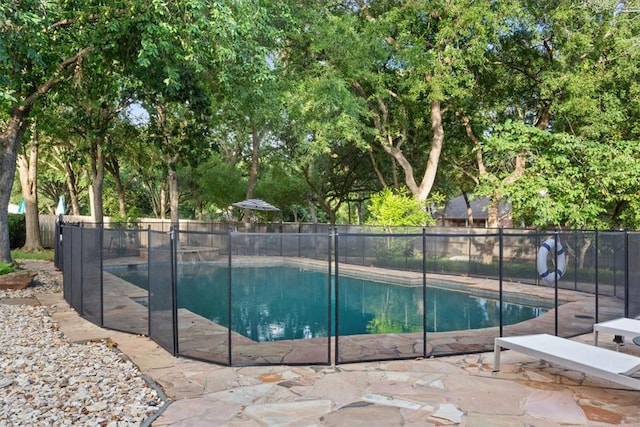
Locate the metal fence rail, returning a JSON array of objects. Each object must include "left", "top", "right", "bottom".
[{"left": 58, "top": 224, "right": 640, "bottom": 367}]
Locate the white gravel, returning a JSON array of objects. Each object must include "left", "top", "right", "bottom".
[{"left": 0, "top": 260, "right": 164, "bottom": 426}]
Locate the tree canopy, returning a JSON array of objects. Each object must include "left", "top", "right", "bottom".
[{"left": 1, "top": 0, "right": 640, "bottom": 261}]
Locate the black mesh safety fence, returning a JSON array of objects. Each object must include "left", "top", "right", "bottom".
[
  {"left": 101, "top": 228, "right": 148, "bottom": 335},
  {"left": 80, "top": 227, "right": 102, "bottom": 325},
  {"left": 148, "top": 230, "right": 176, "bottom": 355},
  {"left": 102, "top": 227, "right": 144, "bottom": 260},
  {"left": 228, "top": 232, "right": 332, "bottom": 365},
  {"left": 71, "top": 225, "right": 83, "bottom": 312},
  {"left": 335, "top": 232, "right": 426, "bottom": 363},
  {"left": 595, "top": 232, "right": 627, "bottom": 299},
  {"left": 173, "top": 230, "right": 229, "bottom": 364},
  {"left": 58, "top": 224, "right": 639, "bottom": 367},
  {"left": 427, "top": 232, "right": 503, "bottom": 357},
  {"left": 229, "top": 232, "right": 329, "bottom": 261},
  {"left": 627, "top": 233, "right": 640, "bottom": 319},
  {"left": 61, "top": 224, "right": 77, "bottom": 304},
  {"left": 54, "top": 216, "right": 63, "bottom": 270}
]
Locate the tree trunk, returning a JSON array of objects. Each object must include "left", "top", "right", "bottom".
[
  {"left": 308, "top": 199, "right": 318, "bottom": 223},
  {"left": 378, "top": 100, "right": 444, "bottom": 202},
  {"left": 317, "top": 196, "right": 338, "bottom": 226},
  {"left": 354, "top": 81, "right": 443, "bottom": 201},
  {"left": 368, "top": 150, "right": 387, "bottom": 188},
  {"left": 415, "top": 101, "right": 444, "bottom": 201},
  {"left": 160, "top": 185, "right": 167, "bottom": 219},
  {"left": 459, "top": 113, "right": 517, "bottom": 263},
  {"left": 87, "top": 181, "right": 96, "bottom": 219},
  {"left": 244, "top": 129, "right": 261, "bottom": 221},
  {"left": 487, "top": 199, "right": 500, "bottom": 228},
  {"left": 88, "top": 133, "right": 105, "bottom": 224},
  {"left": 64, "top": 164, "right": 81, "bottom": 216},
  {"left": 0, "top": 47, "right": 91, "bottom": 262},
  {"left": 168, "top": 154, "right": 179, "bottom": 226},
  {"left": 578, "top": 238, "right": 591, "bottom": 269},
  {"left": 106, "top": 155, "right": 126, "bottom": 216},
  {"left": 53, "top": 147, "right": 82, "bottom": 216},
  {"left": 17, "top": 128, "right": 43, "bottom": 251},
  {"left": 0, "top": 108, "right": 31, "bottom": 262},
  {"left": 358, "top": 197, "right": 365, "bottom": 225},
  {"left": 462, "top": 192, "right": 474, "bottom": 226}
]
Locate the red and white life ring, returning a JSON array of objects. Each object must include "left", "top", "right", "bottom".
[{"left": 536, "top": 238, "right": 566, "bottom": 284}]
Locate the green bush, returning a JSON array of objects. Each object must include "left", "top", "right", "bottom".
[
  {"left": 8, "top": 213, "right": 25, "bottom": 249},
  {"left": 0, "top": 261, "right": 18, "bottom": 275}
]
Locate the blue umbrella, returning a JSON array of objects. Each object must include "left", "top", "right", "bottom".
[
  {"left": 56, "top": 196, "right": 66, "bottom": 215},
  {"left": 17, "top": 199, "right": 25, "bottom": 214}
]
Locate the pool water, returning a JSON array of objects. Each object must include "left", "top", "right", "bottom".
[{"left": 110, "top": 265, "right": 545, "bottom": 342}]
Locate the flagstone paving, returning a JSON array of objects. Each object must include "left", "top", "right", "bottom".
[{"left": 37, "top": 288, "right": 640, "bottom": 427}]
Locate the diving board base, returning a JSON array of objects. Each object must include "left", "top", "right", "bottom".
[{"left": 494, "top": 334, "right": 640, "bottom": 390}]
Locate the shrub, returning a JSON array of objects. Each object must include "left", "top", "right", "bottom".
[
  {"left": 8, "top": 213, "right": 26, "bottom": 249},
  {"left": 366, "top": 188, "right": 434, "bottom": 227},
  {"left": 0, "top": 261, "right": 18, "bottom": 275}
]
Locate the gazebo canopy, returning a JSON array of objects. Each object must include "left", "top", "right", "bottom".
[{"left": 232, "top": 199, "right": 280, "bottom": 212}]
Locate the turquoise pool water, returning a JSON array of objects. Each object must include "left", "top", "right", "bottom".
[{"left": 110, "top": 265, "right": 545, "bottom": 342}]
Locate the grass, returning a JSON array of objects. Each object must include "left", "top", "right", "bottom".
[{"left": 11, "top": 249, "right": 55, "bottom": 261}]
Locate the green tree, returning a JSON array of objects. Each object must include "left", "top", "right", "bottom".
[
  {"left": 471, "top": 1, "right": 640, "bottom": 229},
  {"left": 284, "top": 0, "right": 509, "bottom": 205},
  {"left": 131, "top": 0, "right": 288, "bottom": 225},
  {"left": 366, "top": 187, "right": 432, "bottom": 227},
  {"left": 197, "top": 152, "right": 247, "bottom": 216},
  {"left": 0, "top": 1, "right": 94, "bottom": 262},
  {"left": 485, "top": 123, "right": 640, "bottom": 229}
]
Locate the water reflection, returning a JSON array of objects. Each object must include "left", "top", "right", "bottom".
[{"left": 110, "top": 265, "right": 545, "bottom": 342}]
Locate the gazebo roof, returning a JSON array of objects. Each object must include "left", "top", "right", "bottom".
[{"left": 232, "top": 199, "right": 280, "bottom": 212}]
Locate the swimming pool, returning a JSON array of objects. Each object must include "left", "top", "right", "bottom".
[{"left": 109, "top": 264, "right": 546, "bottom": 342}]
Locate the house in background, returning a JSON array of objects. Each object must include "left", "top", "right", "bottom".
[{"left": 435, "top": 195, "right": 512, "bottom": 228}]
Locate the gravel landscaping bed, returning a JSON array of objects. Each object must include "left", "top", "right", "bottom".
[{"left": 0, "top": 260, "right": 164, "bottom": 426}]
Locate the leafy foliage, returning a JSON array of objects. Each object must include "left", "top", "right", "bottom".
[
  {"left": 2, "top": 0, "right": 640, "bottom": 238},
  {"left": 7, "top": 214, "right": 25, "bottom": 249},
  {"left": 366, "top": 188, "right": 433, "bottom": 227},
  {"left": 480, "top": 121, "right": 640, "bottom": 229},
  {"left": 0, "top": 261, "right": 17, "bottom": 275}
]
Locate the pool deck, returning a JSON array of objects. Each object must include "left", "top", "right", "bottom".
[
  {"left": 37, "top": 287, "right": 640, "bottom": 426},
  {"left": 40, "top": 256, "right": 640, "bottom": 425}
]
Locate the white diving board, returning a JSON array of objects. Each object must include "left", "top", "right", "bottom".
[{"left": 494, "top": 334, "right": 640, "bottom": 390}]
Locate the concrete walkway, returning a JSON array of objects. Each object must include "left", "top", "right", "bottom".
[{"left": 34, "top": 289, "right": 640, "bottom": 427}]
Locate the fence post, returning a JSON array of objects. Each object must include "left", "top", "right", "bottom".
[
  {"left": 573, "top": 228, "right": 578, "bottom": 291},
  {"left": 554, "top": 231, "right": 559, "bottom": 336},
  {"left": 54, "top": 215, "right": 63, "bottom": 270},
  {"left": 146, "top": 227, "right": 151, "bottom": 339},
  {"left": 227, "top": 229, "right": 233, "bottom": 365},
  {"left": 99, "top": 225, "right": 104, "bottom": 327},
  {"left": 334, "top": 228, "right": 340, "bottom": 365},
  {"left": 422, "top": 227, "right": 427, "bottom": 357},
  {"left": 170, "top": 226, "right": 179, "bottom": 356},
  {"left": 327, "top": 229, "right": 333, "bottom": 365},
  {"left": 467, "top": 228, "right": 472, "bottom": 277},
  {"left": 595, "top": 229, "right": 600, "bottom": 323},
  {"left": 499, "top": 227, "right": 504, "bottom": 337},
  {"left": 79, "top": 224, "right": 84, "bottom": 315},
  {"left": 625, "top": 229, "right": 630, "bottom": 318}
]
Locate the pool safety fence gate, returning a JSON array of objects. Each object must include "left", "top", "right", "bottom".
[{"left": 57, "top": 224, "right": 640, "bottom": 366}]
